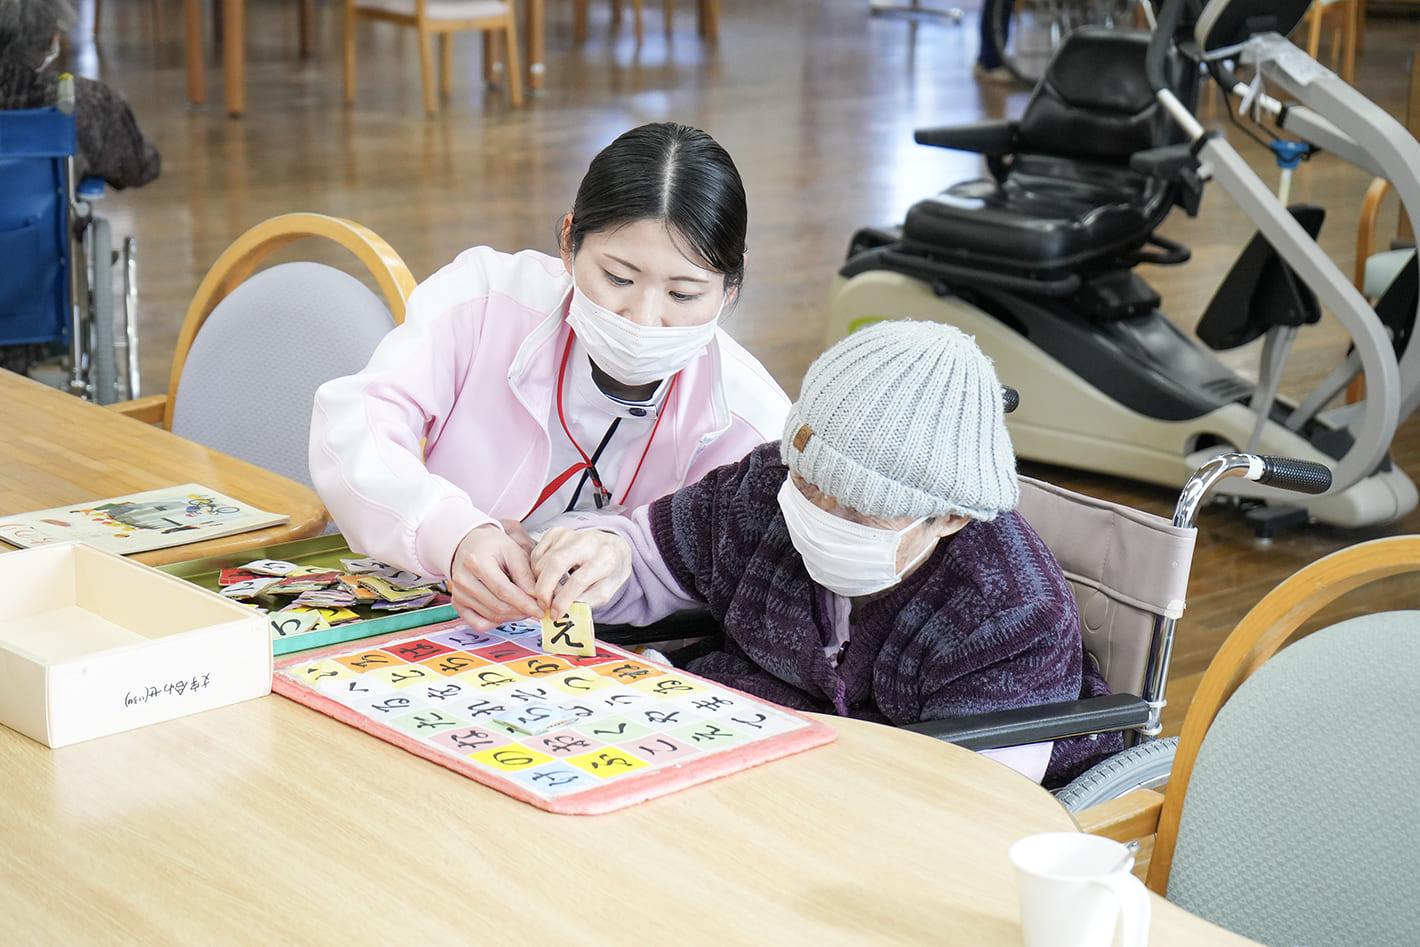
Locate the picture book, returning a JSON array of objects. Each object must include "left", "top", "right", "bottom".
[
  {"left": 274, "top": 618, "right": 839, "bottom": 815},
  {"left": 0, "top": 484, "right": 289, "bottom": 556}
]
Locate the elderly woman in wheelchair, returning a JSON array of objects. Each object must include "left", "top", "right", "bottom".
[
  {"left": 1, "top": 0, "right": 158, "bottom": 397},
  {"left": 0, "top": 0, "right": 160, "bottom": 189},
  {"left": 519, "top": 314, "right": 1334, "bottom": 801},
  {"left": 525, "top": 319, "right": 1123, "bottom": 788}
]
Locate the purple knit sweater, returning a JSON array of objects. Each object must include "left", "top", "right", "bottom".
[{"left": 628, "top": 442, "right": 1120, "bottom": 787}]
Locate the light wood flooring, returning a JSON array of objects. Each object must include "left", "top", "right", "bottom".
[{"left": 47, "top": 0, "right": 1420, "bottom": 737}]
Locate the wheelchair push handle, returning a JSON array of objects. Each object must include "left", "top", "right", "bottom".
[
  {"left": 1253, "top": 455, "right": 1333, "bottom": 495},
  {"left": 57, "top": 74, "right": 75, "bottom": 115},
  {"left": 1173, "top": 452, "right": 1333, "bottom": 529}
]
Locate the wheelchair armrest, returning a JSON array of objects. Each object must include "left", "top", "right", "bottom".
[
  {"left": 108, "top": 394, "right": 168, "bottom": 425},
  {"left": 914, "top": 120, "right": 1017, "bottom": 156},
  {"left": 900, "top": 693, "right": 1150, "bottom": 750},
  {"left": 1130, "top": 141, "right": 1207, "bottom": 217},
  {"left": 596, "top": 608, "right": 723, "bottom": 647}
]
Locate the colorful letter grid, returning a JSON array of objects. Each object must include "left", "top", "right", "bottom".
[{"left": 272, "top": 618, "right": 837, "bottom": 814}]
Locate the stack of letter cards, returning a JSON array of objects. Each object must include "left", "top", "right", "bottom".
[
  {"left": 217, "top": 557, "right": 451, "bottom": 645},
  {"left": 273, "top": 616, "right": 837, "bottom": 815}
]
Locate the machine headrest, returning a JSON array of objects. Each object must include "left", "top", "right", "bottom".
[
  {"left": 1194, "top": 0, "right": 1312, "bottom": 51},
  {"left": 1038, "top": 28, "right": 1159, "bottom": 113},
  {"left": 1016, "top": 27, "right": 1197, "bottom": 163}
]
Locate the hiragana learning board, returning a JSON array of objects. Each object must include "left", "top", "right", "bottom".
[{"left": 272, "top": 618, "right": 837, "bottom": 815}]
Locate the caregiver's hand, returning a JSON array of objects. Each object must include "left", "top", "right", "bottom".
[
  {"left": 449, "top": 522, "right": 541, "bottom": 631},
  {"left": 530, "top": 527, "right": 632, "bottom": 619}
]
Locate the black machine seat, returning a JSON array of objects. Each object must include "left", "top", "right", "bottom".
[
  {"left": 905, "top": 155, "right": 1171, "bottom": 272},
  {"left": 898, "top": 27, "right": 1197, "bottom": 276}
]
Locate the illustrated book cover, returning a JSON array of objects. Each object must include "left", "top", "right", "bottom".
[{"left": 0, "top": 484, "right": 289, "bottom": 555}]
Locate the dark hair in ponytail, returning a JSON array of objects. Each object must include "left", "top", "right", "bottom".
[{"left": 564, "top": 122, "right": 747, "bottom": 291}]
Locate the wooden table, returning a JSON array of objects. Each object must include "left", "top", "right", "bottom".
[
  {"left": 0, "top": 696, "right": 1256, "bottom": 944},
  {"left": 184, "top": 0, "right": 547, "bottom": 117},
  {"left": 0, "top": 371, "right": 327, "bottom": 565}
]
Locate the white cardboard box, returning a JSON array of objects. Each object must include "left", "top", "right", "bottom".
[{"left": 0, "top": 542, "right": 272, "bottom": 748}]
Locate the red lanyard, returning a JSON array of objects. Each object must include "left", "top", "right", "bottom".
[{"left": 529, "top": 332, "right": 679, "bottom": 516}]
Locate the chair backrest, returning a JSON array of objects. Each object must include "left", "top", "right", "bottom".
[
  {"left": 1017, "top": 476, "right": 1196, "bottom": 699},
  {"left": 0, "top": 107, "right": 73, "bottom": 347},
  {"left": 1145, "top": 535, "right": 1420, "bottom": 936},
  {"left": 159, "top": 213, "right": 416, "bottom": 496},
  {"left": 1163, "top": 612, "right": 1420, "bottom": 946},
  {"left": 170, "top": 261, "right": 397, "bottom": 490},
  {"left": 1014, "top": 27, "right": 1199, "bottom": 165}
]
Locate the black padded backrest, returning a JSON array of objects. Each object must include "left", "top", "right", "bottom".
[{"left": 1016, "top": 27, "right": 1197, "bottom": 164}]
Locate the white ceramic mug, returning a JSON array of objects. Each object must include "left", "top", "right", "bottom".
[{"left": 1010, "top": 832, "right": 1152, "bottom": 947}]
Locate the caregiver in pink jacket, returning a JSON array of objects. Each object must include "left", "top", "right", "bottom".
[{"left": 309, "top": 122, "right": 790, "bottom": 632}]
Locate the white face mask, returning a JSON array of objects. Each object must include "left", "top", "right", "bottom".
[
  {"left": 39, "top": 36, "right": 60, "bottom": 70},
  {"left": 776, "top": 478, "right": 935, "bottom": 597},
  {"left": 565, "top": 281, "right": 723, "bottom": 387}
]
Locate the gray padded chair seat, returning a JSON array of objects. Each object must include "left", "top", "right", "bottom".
[
  {"left": 170, "top": 260, "right": 397, "bottom": 491},
  {"left": 1167, "top": 611, "right": 1420, "bottom": 947}
]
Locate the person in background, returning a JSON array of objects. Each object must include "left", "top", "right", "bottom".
[
  {"left": 974, "top": 0, "right": 1017, "bottom": 83},
  {"left": 0, "top": 0, "right": 161, "bottom": 188},
  {"left": 310, "top": 122, "right": 790, "bottom": 634},
  {"left": 527, "top": 320, "right": 1120, "bottom": 787}
]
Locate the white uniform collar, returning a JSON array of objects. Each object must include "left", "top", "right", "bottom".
[{"left": 566, "top": 338, "right": 668, "bottom": 420}]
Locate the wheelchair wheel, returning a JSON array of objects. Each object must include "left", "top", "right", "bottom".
[
  {"left": 87, "top": 216, "right": 118, "bottom": 405},
  {"left": 1053, "top": 735, "right": 1177, "bottom": 812},
  {"left": 117, "top": 235, "right": 140, "bottom": 400},
  {"left": 991, "top": 0, "right": 1144, "bottom": 86}
]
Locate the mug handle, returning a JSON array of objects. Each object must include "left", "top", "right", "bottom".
[{"left": 1092, "top": 871, "right": 1152, "bottom": 947}]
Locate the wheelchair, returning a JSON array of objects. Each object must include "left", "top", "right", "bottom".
[
  {"left": 599, "top": 408, "right": 1330, "bottom": 807},
  {"left": 0, "top": 75, "right": 139, "bottom": 405},
  {"left": 909, "top": 449, "right": 1328, "bottom": 809}
]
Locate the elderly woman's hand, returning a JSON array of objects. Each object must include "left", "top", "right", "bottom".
[
  {"left": 448, "top": 523, "right": 542, "bottom": 631},
  {"left": 530, "top": 527, "right": 632, "bottom": 619}
]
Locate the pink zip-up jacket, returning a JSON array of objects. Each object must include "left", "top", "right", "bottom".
[{"left": 309, "top": 246, "right": 790, "bottom": 579}]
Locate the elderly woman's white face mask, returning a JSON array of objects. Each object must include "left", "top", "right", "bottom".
[
  {"left": 39, "top": 35, "right": 60, "bottom": 69},
  {"left": 777, "top": 475, "right": 956, "bottom": 597}
]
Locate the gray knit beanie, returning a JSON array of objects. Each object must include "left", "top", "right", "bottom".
[{"left": 781, "top": 320, "right": 1018, "bottom": 521}]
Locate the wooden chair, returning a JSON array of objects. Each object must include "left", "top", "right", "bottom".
[
  {"left": 172, "top": 0, "right": 318, "bottom": 112},
  {"left": 1344, "top": 44, "right": 1416, "bottom": 403},
  {"left": 93, "top": 0, "right": 165, "bottom": 41},
  {"left": 343, "top": 0, "right": 523, "bottom": 114},
  {"left": 1077, "top": 535, "right": 1420, "bottom": 944},
  {"left": 1299, "top": 0, "right": 1360, "bottom": 84},
  {"left": 1355, "top": 44, "right": 1418, "bottom": 296},
  {"left": 109, "top": 212, "right": 415, "bottom": 490},
  {"left": 571, "top": 0, "right": 719, "bottom": 44}
]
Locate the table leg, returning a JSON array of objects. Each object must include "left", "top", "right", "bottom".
[
  {"left": 526, "top": 0, "right": 544, "bottom": 91},
  {"left": 185, "top": 0, "right": 206, "bottom": 104},
  {"left": 300, "top": 0, "right": 316, "bottom": 57},
  {"left": 223, "top": 0, "right": 246, "bottom": 116}
]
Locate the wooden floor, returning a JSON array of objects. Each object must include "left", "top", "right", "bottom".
[{"left": 55, "top": 0, "right": 1420, "bottom": 737}]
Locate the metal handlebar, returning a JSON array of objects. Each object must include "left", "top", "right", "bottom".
[
  {"left": 1137, "top": 451, "right": 1332, "bottom": 737},
  {"left": 1172, "top": 451, "right": 1333, "bottom": 528}
]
